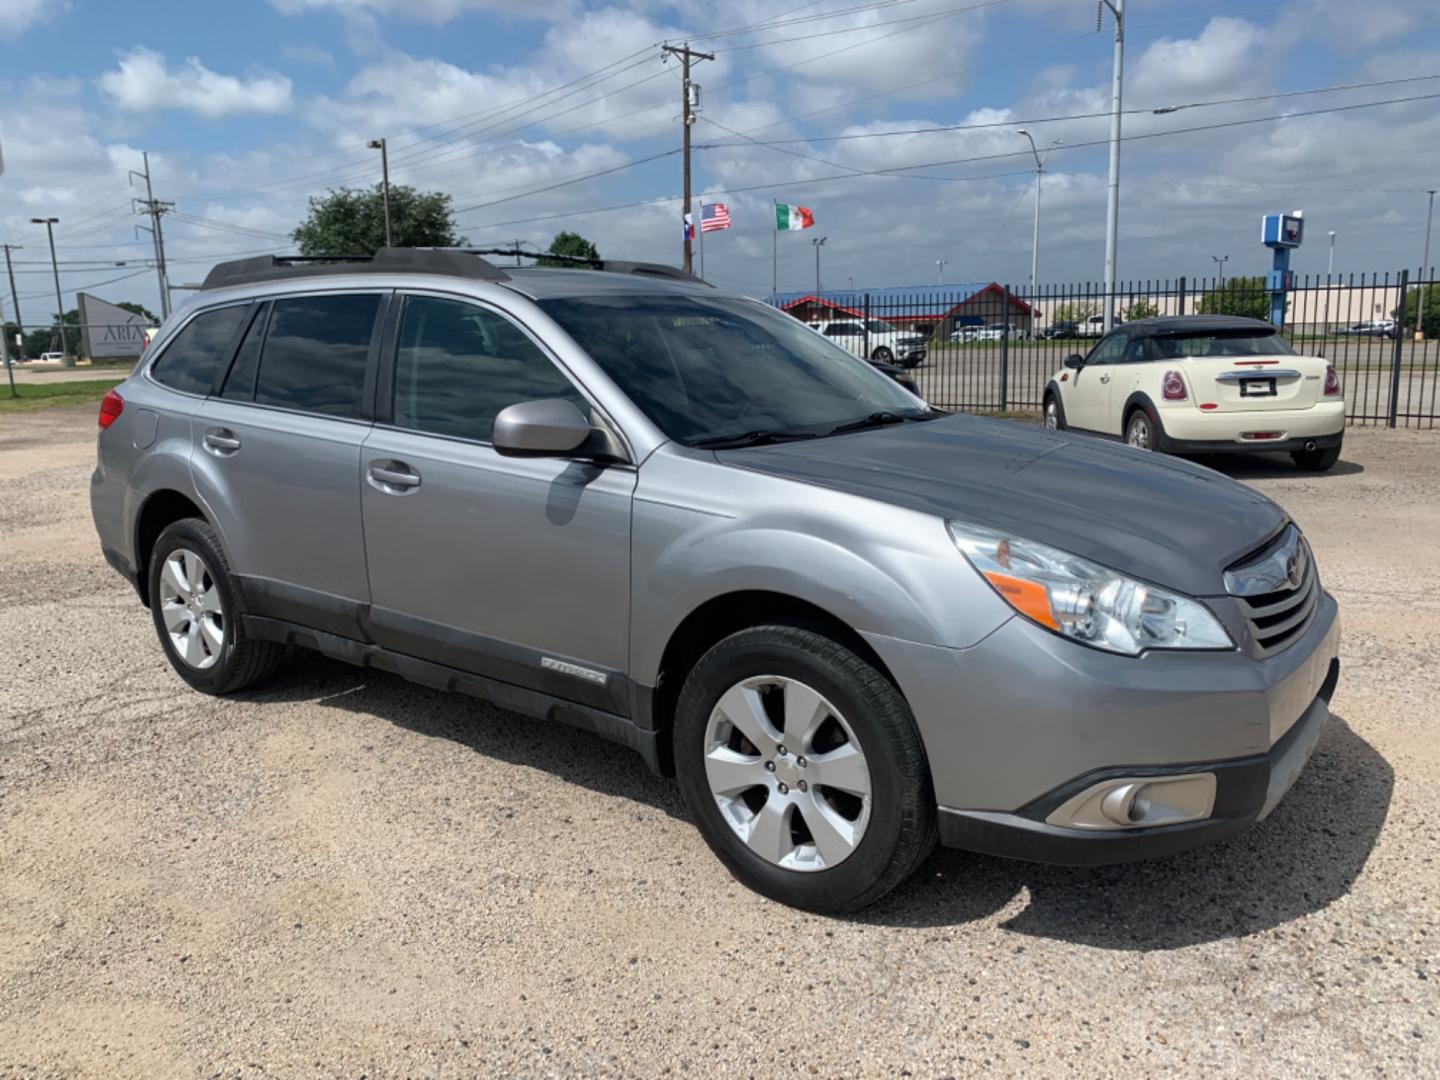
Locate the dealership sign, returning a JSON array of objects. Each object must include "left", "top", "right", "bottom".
[{"left": 77, "top": 292, "right": 154, "bottom": 360}]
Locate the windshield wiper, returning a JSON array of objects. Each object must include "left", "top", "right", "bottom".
[
  {"left": 826, "top": 410, "right": 938, "bottom": 436},
  {"left": 691, "top": 429, "right": 821, "bottom": 449}
]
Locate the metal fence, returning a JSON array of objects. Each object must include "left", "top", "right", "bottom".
[{"left": 768, "top": 270, "right": 1440, "bottom": 429}]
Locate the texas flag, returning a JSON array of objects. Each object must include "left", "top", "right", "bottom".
[{"left": 683, "top": 212, "right": 694, "bottom": 241}]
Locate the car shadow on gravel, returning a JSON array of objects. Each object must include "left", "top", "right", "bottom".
[
  {"left": 861, "top": 714, "right": 1393, "bottom": 948},
  {"left": 1188, "top": 453, "right": 1365, "bottom": 480}
]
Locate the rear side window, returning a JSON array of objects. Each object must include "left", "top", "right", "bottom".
[
  {"left": 150, "top": 305, "right": 248, "bottom": 395},
  {"left": 1149, "top": 331, "right": 1295, "bottom": 359},
  {"left": 254, "top": 293, "right": 381, "bottom": 418},
  {"left": 392, "top": 295, "right": 587, "bottom": 442},
  {"left": 219, "top": 303, "right": 269, "bottom": 401}
]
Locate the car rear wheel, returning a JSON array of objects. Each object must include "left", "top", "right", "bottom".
[
  {"left": 1292, "top": 443, "right": 1342, "bottom": 471},
  {"left": 871, "top": 346, "right": 894, "bottom": 363},
  {"left": 1125, "top": 409, "right": 1158, "bottom": 451},
  {"left": 673, "top": 625, "right": 937, "bottom": 913},
  {"left": 148, "top": 518, "right": 283, "bottom": 695}
]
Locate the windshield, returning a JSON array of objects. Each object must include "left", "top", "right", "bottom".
[
  {"left": 539, "top": 294, "right": 927, "bottom": 445},
  {"left": 1150, "top": 330, "right": 1295, "bottom": 358}
]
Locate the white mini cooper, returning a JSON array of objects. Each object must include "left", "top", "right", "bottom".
[{"left": 1043, "top": 315, "right": 1345, "bottom": 471}]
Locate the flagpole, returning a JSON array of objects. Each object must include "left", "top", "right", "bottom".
[
  {"left": 772, "top": 198, "right": 778, "bottom": 296},
  {"left": 698, "top": 198, "right": 706, "bottom": 280}
]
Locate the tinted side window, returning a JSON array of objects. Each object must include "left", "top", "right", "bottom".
[
  {"left": 393, "top": 296, "right": 587, "bottom": 442},
  {"left": 220, "top": 303, "right": 269, "bottom": 401},
  {"left": 254, "top": 294, "right": 381, "bottom": 418},
  {"left": 150, "top": 305, "right": 248, "bottom": 395},
  {"left": 1086, "top": 333, "right": 1128, "bottom": 365}
]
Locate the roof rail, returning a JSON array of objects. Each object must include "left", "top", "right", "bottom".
[
  {"left": 200, "top": 247, "right": 511, "bottom": 291},
  {"left": 465, "top": 247, "right": 712, "bottom": 287}
]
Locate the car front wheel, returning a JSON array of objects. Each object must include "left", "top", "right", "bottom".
[
  {"left": 1044, "top": 393, "right": 1066, "bottom": 431},
  {"left": 871, "top": 346, "right": 894, "bottom": 363},
  {"left": 673, "top": 625, "right": 937, "bottom": 913}
]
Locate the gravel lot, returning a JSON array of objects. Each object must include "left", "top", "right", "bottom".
[{"left": 1, "top": 407, "right": 1436, "bottom": 1078}]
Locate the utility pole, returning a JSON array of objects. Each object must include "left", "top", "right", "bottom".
[
  {"left": 1017, "top": 131, "right": 1061, "bottom": 295},
  {"left": 3, "top": 243, "right": 22, "bottom": 341},
  {"left": 1212, "top": 254, "right": 1229, "bottom": 287},
  {"left": 1, "top": 287, "right": 13, "bottom": 398},
  {"left": 368, "top": 139, "right": 393, "bottom": 247},
  {"left": 1420, "top": 190, "right": 1435, "bottom": 340},
  {"left": 936, "top": 259, "right": 948, "bottom": 286},
  {"left": 130, "top": 153, "right": 173, "bottom": 319},
  {"left": 1099, "top": 0, "right": 1125, "bottom": 332},
  {"left": 31, "top": 217, "right": 71, "bottom": 363},
  {"left": 812, "top": 236, "right": 827, "bottom": 293},
  {"left": 662, "top": 42, "right": 713, "bottom": 275}
]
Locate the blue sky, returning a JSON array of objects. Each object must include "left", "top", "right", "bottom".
[{"left": 1, "top": 0, "right": 1437, "bottom": 318}]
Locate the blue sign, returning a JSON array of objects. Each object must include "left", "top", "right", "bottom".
[{"left": 1262, "top": 214, "right": 1304, "bottom": 249}]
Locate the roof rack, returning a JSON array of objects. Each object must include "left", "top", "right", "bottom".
[
  {"left": 200, "top": 247, "right": 511, "bottom": 291},
  {"left": 466, "top": 247, "right": 712, "bottom": 287}
]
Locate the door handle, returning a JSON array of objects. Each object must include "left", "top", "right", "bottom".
[
  {"left": 203, "top": 427, "right": 241, "bottom": 455},
  {"left": 368, "top": 460, "right": 421, "bottom": 493},
  {"left": 1099, "top": 374, "right": 1111, "bottom": 384}
]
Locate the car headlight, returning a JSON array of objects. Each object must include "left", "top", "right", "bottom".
[{"left": 947, "top": 520, "right": 1233, "bottom": 655}]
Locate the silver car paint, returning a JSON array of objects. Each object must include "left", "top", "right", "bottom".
[{"left": 92, "top": 267, "right": 1339, "bottom": 829}]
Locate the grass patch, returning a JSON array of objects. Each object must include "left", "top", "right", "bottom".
[{"left": 0, "top": 378, "right": 118, "bottom": 414}]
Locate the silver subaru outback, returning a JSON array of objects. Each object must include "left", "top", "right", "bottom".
[{"left": 90, "top": 249, "right": 1340, "bottom": 913}]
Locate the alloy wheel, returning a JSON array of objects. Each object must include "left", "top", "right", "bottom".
[
  {"left": 157, "top": 548, "right": 225, "bottom": 669},
  {"left": 703, "top": 675, "right": 872, "bottom": 872},
  {"left": 1127, "top": 413, "right": 1153, "bottom": 450},
  {"left": 1044, "top": 399, "right": 1059, "bottom": 429}
]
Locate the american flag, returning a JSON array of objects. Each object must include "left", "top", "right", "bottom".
[{"left": 700, "top": 202, "right": 732, "bottom": 233}]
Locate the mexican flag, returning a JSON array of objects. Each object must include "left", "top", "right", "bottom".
[{"left": 775, "top": 203, "right": 814, "bottom": 231}]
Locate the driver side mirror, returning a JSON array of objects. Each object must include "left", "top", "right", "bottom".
[
  {"left": 1064, "top": 354, "right": 1085, "bottom": 370},
  {"left": 492, "top": 398, "right": 593, "bottom": 457}
]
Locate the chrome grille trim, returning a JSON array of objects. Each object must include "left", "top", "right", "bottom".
[{"left": 1229, "top": 528, "right": 1319, "bottom": 657}]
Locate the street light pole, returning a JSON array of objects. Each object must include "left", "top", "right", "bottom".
[
  {"left": 1211, "top": 254, "right": 1228, "bottom": 287},
  {"left": 367, "top": 138, "right": 392, "bottom": 247},
  {"left": 1421, "top": 190, "right": 1435, "bottom": 339},
  {"left": 936, "top": 258, "right": 948, "bottom": 286},
  {"left": 1324, "top": 230, "right": 1336, "bottom": 332},
  {"left": 812, "top": 236, "right": 827, "bottom": 293},
  {"left": 1099, "top": 0, "right": 1125, "bottom": 332},
  {"left": 1017, "top": 131, "right": 1061, "bottom": 295},
  {"left": 31, "top": 217, "right": 70, "bottom": 363}
]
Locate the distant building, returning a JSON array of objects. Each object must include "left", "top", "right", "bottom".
[{"left": 768, "top": 283, "right": 1037, "bottom": 337}]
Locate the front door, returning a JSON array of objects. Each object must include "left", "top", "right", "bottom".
[
  {"left": 191, "top": 291, "right": 385, "bottom": 637},
  {"left": 1066, "top": 331, "right": 1127, "bottom": 432},
  {"left": 359, "top": 293, "right": 635, "bottom": 713}
]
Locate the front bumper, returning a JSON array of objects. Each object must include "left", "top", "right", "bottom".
[{"left": 862, "top": 586, "right": 1341, "bottom": 865}]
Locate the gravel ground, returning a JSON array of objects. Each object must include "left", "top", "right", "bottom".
[{"left": 0, "top": 408, "right": 1436, "bottom": 1079}]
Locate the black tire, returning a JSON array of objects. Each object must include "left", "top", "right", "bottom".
[
  {"left": 1291, "top": 443, "right": 1342, "bottom": 472},
  {"left": 1043, "top": 390, "right": 1067, "bottom": 431},
  {"left": 673, "top": 625, "right": 937, "bottom": 913},
  {"left": 871, "top": 346, "right": 894, "bottom": 363},
  {"left": 147, "top": 517, "right": 283, "bottom": 695},
  {"left": 1124, "top": 405, "right": 1164, "bottom": 453}
]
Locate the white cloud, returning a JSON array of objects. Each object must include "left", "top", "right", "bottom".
[
  {"left": 0, "top": 0, "right": 66, "bottom": 39},
  {"left": 98, "top": 48, "right": 294, "bottom": 118},
  {"left": 1130, "top": 17, "right": 1269, "bottom": 101},
  {"left": 268, "top": 0, "right": 559, "bottom": 22}
]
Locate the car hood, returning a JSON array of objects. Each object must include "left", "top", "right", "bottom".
[{"left": 717, "top": 414, "right": 1288, "bottom": 597}]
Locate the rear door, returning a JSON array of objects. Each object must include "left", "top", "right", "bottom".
[
  {"left": 1151, "top": 332, "right": 1327, "bottom": 413},
  {"left": 191, "top": 291, "right": 385, "bottom": 637}
]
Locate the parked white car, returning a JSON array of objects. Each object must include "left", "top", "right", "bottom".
[
  {"left": 817, "top": 319, "right": 928, "bottom": 368},
  {"left": 38, "top": 351, "right": 67, "bottom": 363},
  {"left": 1043, "top": 315, "right": 1345, "bottom": 471},
  {"left": 1073, "top": 314, "right": 1112, "bottom": 338}
]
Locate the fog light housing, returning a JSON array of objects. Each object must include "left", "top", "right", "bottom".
[{"left": 1045, "top": 773, "right": 1217, "bottom": 831}]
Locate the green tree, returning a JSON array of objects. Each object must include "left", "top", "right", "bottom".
[
  {"left": 1053, "top": 300, "right": 1098, "bottom": 325},
  {"left": 537, "top": 231, "right": 600, "bottom": 267},
  {"left": 292, "top": 183, "right": 464, "bottom": 255},
  {"left": 1124, "top": 297, "right": 1159, "bottom": 321},
  {"left": 24, "top": 308, "right": 82, "bottom": 358},
  {"left": 1197, "top": 276, "right": 1275, "bottom": 320},
  {"left": 1393, "top": 284, "right": 1440, "bottom": 339}
]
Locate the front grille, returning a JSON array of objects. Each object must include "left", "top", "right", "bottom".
[{"left": 1231, "top": 534, "right": 1320, "bottom": 657}]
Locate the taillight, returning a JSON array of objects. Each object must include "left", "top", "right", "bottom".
[
  {"left": 98, "top": 389, "right": 124, "bottom": 429},
  {"left": 1323, "top": 364, "right": 1342, "bottom": 397},
  {"left": 1162, "top": 369, "right": 1187, "bottom": 401}
]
